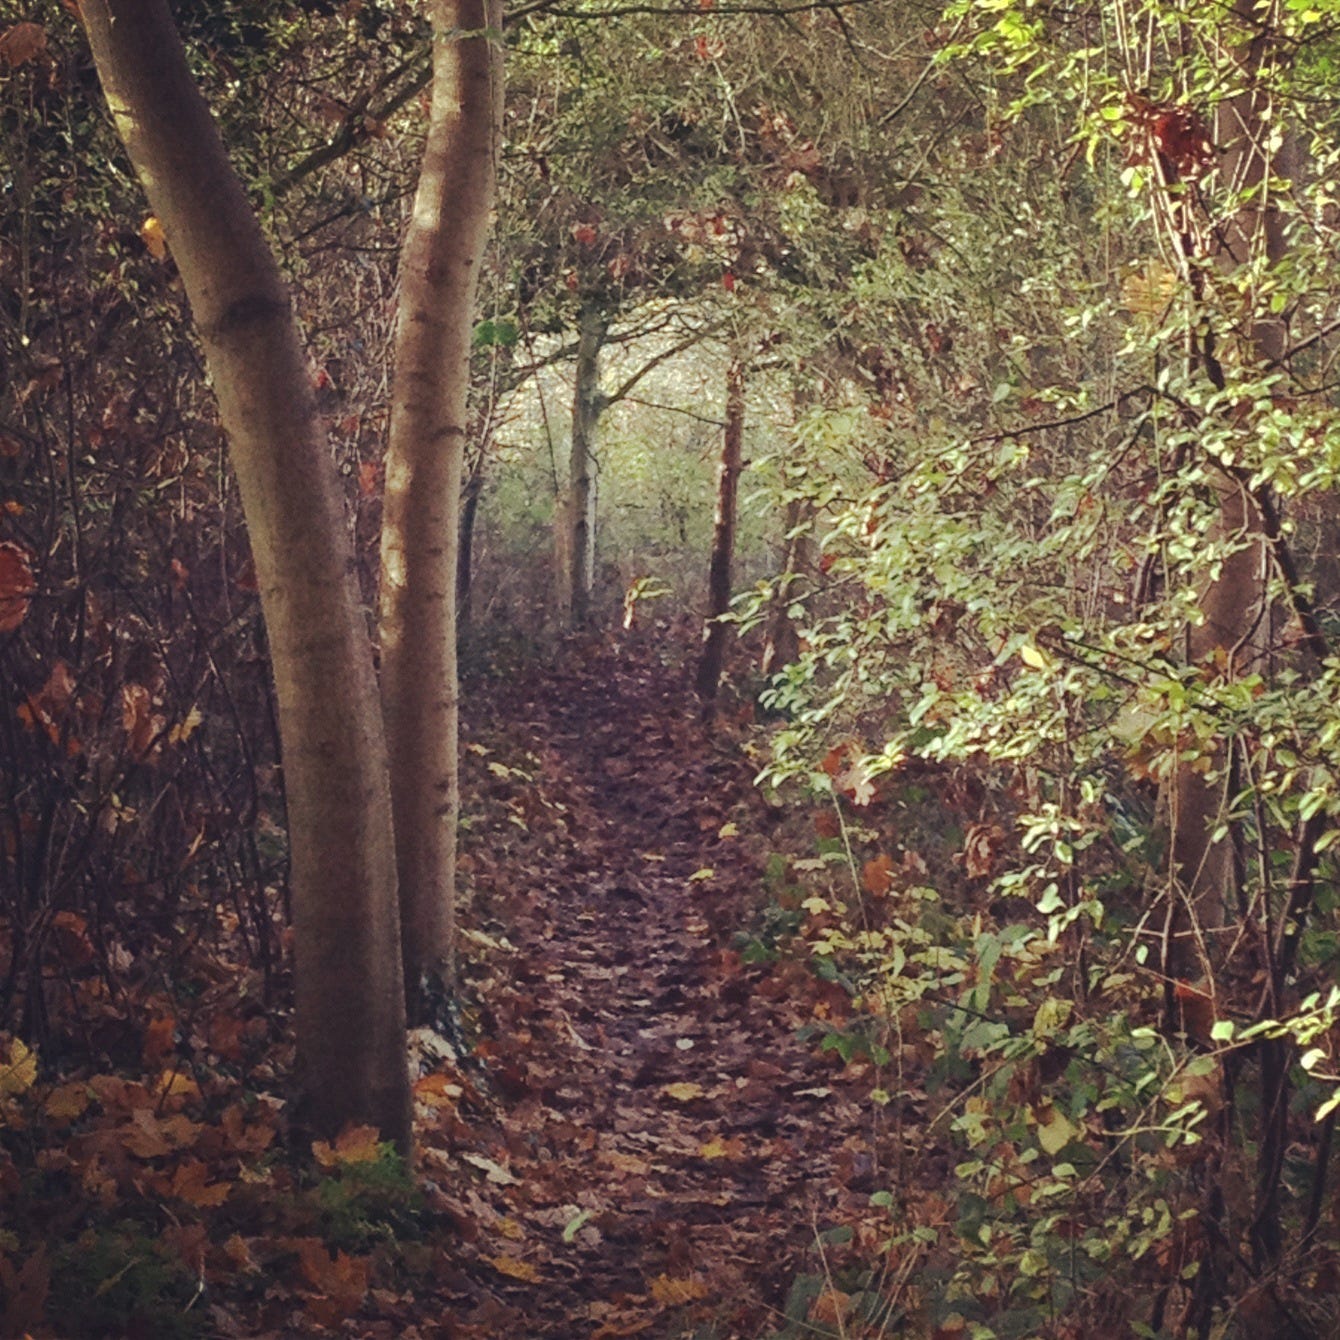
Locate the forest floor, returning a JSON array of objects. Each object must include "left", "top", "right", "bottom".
[
  {"left": 3, "top": 632, "right": 947, "bottom": 1340},
  {"left": 431, "top": 633, "right": 914, "bottom": 1338}
]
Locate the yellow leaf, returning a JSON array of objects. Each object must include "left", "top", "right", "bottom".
[
  {"left": 649, "top": 1273, "right": 709, "bottom": 1305},
  {"left": 140, "top": 215, "right": 168, "bottom": 260},
  {"left": 489, "top": 1254, "right": 541, "bottom": 1282},
  {"left": 688, "top": 868, "right": 714, "bottom": 882},
  {"left": 1019, "top": 643, "right": 1053, "bottom": 672},
  {"left": 1035, "top": 1104, "right": 1077, "bottom": 1156},
  {"left": 697, "top": 1136, "right": 745, "bottom": 1160},
  {"left": 313, "top": 1122, "right": 382, "bottom": 1168},
  {"left": 0, "top": 1038, "right": 37, "bottom": 1096},
  {"left": 661, "top": 1082, "right": 704, "bottom": 1103},
  {"left": 718, "top": 822, "right": 738, "bottom": 838},
  {"left": 168, "top": 706, "right": 203, "bottom": 745}
]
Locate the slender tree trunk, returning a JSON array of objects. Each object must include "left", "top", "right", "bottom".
[
  {"left": 695, "top": 357, "right": 746, "bottom": 707},
  {"left": 83, "top": 0, "right": 410, "bottom": 1147},
  {"left": 762, "top": 497, "right": 810, "bottom": 679},
  {"left": 380, "top": 0, "right": 502, "bottom": 1024},
  {"left": 457, "top": 468, "right": 483, "bottom": 630},
  {"left": 1167, "top": 4, "right": 1284, "bottom": 973},
  {"left": 562, "top": 306, "right": 607, "bottom": 627}
]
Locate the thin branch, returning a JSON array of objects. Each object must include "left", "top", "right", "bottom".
[{"left": 606, "top": 319, "right": 726, "bottom": 405}]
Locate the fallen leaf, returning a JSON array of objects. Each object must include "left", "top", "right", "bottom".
[
  {"left": 489, "top": 1254, "right": 542, "bottom": 1282},
  {"left": 461, "top": 1151, "right": 518, "bottom": 1184},
  {"left": 649, "top": 1273, "right": 709, "bottom": 1304},
  {"left": 660, "top": 1082, "right": 705, "bottom": 1103},
  {"left": 697, "top": 1136, "right": 745, "bottom": 1160},
  {"left": 44, "top": 1081, "right": 91, "bottom": 1122},
  {"left": 0, "top": 1037, "right": 37, "bottom": 1096},
  {"left": 312, "top": 1122, "right": 382, "bottom": 1168},
  {"left": 0, "top": 543, "right": 35, "bottom": 633},
  {"left": 168, "top": 1158, "right": 231, "bottom": 1207},
  {"left": 688, "top": 868, "right": 714, "bottom": 882}
]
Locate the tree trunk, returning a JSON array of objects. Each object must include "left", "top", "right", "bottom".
[
  {"left": 380, "top": 0, "right": 502, "bottom": 1024},
  {"left": 761, "top": 497, "right": 811, "bottom": 679},
  {"left": 1166, "top": 4, "right": 1284, "bottom": 974},
  {"left": 561, "top": 306, "right": 607, "bottom": 627},
  {"left": 457, "top": 468, "right": 483, "bottom": 630},
  {"left": 695, "top": 357, "right": 746, "bottom": 707},
  {"left": 83, "top": 0, "right": 410, "bottom": 1148}
]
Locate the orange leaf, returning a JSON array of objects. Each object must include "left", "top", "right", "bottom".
[
  {"left": 168, "top": 1158, "right": 231, "bottom": 1207},
  {"left": 0, "top": 543, "right": 35, "bottom": 632},
  {"left": 862, "top": 852, "right": 894, "bottom": 898},
  {"left": 312, "top": 1121, "right": 382, "bottom": 1168},
  {"left": 649, "top": 1273, "right": 709, "bottom": 1304},
  {"left": 141, "top": 1015, "right": 176, "bottom": 1066}
]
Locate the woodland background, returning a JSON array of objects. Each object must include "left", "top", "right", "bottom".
[{"left": 4, "top": 0, "right": 1340, "bottom": 1336}]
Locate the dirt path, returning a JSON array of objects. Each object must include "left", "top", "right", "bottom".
[{"left": 428, "top": 640, "right": 884, "bottom": 1339}]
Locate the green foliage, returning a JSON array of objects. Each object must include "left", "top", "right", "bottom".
[
  {"left": 309, "top": 1145, "right": 423, "bottom": 1252},
  {"left": 50, "top": 1222, "right": 205, "bottom": 1340}
]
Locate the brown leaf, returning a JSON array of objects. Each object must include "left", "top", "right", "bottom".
[
  {"left": 0, "top": 543, "right": 35, "bottom": 632},
  {"left": 168, "top": 1158, "right": 231, "bottom": 1207},
  {"left": 0, "top": 22, "right": 46, "bottom": 68},
  {"left": 862, "top": 852, "right": 894, "bottom": 898},
  {"left": 961, "top": 823, "right": 1005, "bottom": 879}
]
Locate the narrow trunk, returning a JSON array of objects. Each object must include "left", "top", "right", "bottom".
[
  {"left": 1167, "top": 4, "right": 1284, "bottom": 972},
  {"left": 457, "top": 468, "right": 483, "bottom": 630},
  {"left": 562, "top": 307, "right": 607, "bottom": 627},
  {"left": 380, "top": 0, "right": 502, "bottom": 1024},
  {"left": 695, "top": 358, "right": 746, "bottom": 707},
  {"left": 83, "top": 0, "right": 410, "bottom": 1147},
  {"left": 761, "top": 497, "right": 811, "bottom": 679}
]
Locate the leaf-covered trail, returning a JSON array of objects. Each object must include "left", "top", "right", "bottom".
[{"left": 433, "top": 639, "right": 889, "bottom": 1338}]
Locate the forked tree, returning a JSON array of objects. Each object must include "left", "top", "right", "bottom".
[{"left": 83, "top": 0, "right": 503, "bottom": 1142}]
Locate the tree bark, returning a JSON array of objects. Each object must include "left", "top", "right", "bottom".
[
  {"left": 83, "top": 0, "right": 410, "bottom": 1147},
  {"left": 1166, "top": 3, "right": 1284, "bottom": 972},
  {"left": 695, "top": 357, "right": 746, "bottom": 707},
  {"left": 457, "top": 467, "right": 484, "bottom": 630},
  {"left": 380, "top": 0, "right": 502, "bottom": 1024},
  {"left": 761, "top": 497, "right": 811, "bottom": 679},
  {"left": 561, "top": 306, "right": 607, "bottom": 627}
]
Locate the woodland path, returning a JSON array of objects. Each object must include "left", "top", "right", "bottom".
[{"left": 426, "top": 637, "right": 893, "bottom": 1339}]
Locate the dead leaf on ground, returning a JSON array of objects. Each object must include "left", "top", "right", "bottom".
[
  {"left": 660, "top": 1081, "right": 705, "bottom": 1103},
  {"left": 489, "top": 1254, "right": 542, "bottom": 1282},
  {"left": 649, "top": 1273, "right": 709, "bottom": 1305}
]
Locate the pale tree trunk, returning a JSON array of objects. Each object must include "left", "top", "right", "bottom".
[
  {"left": 83, "top": 0, "right": 410, "bottom": 1147},
  {"left": 560, "top": 306, "right": 607, "bottom": 626},
  {"left": 761, "top": 497, "right": 811, "bottom": 679},
  {"left": 695, "top": 357, "right": 746, "bottom": 708},
  {"left": 380, "top": 0, "right": 502, "bottom": 1025}
]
